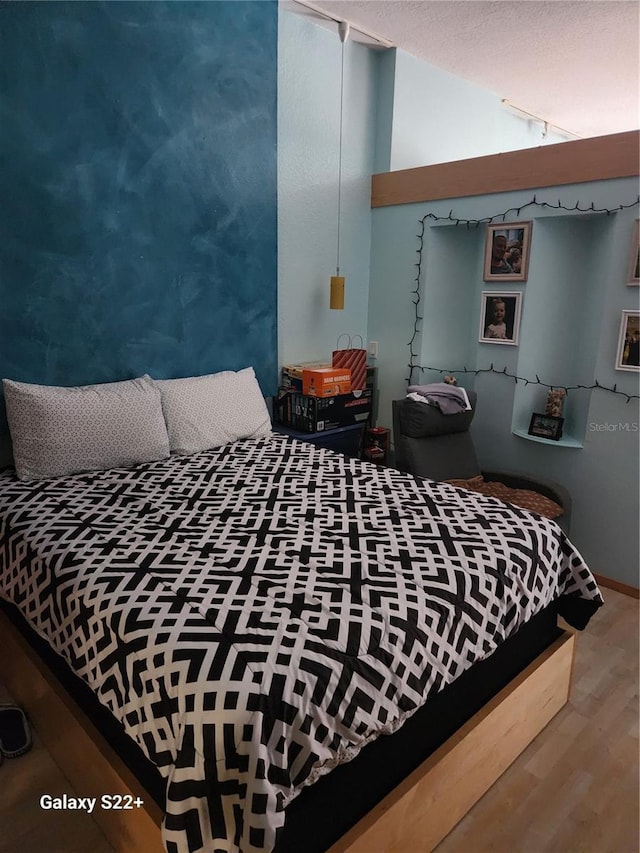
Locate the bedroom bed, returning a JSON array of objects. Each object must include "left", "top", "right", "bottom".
[{"left": 0, "top": 371, "right": 603, "bottom": 853}]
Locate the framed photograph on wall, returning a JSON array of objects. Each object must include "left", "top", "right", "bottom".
[
  {"left": 483, "top": 221, "right": 532, "bottom": 282},
  {"left": 528, "top": 413, "right": 564, "bottom": 441},
  {"left": 615, "top": 310, "right": 640, "bottom": 371},
  {"left": 479, "top": 292, "right": 522, "bottom": 346},
  {"left": 627, "top": 220, "right": 640, "bottom": 285}
]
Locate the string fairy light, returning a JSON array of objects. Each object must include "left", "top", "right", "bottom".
[
  {"left": 408, "top": 194, "right": 640, "bottom": 402},
  {"left": 412, "top": 363, "right": 639, "bottom": 404}
]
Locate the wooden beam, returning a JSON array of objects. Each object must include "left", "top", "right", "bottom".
[{"left": 371, "top": 130, "right": 640, "bottom": 207}]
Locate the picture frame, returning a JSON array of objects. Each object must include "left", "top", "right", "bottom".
[
  {"left": 627, "top": 220, "right": 640, "bottom": 285},
  {"left": 528, "top": 413, "right": 564, "bottom": 441},
  {"left": 483, "top": 221, "right": 532, "bottom": 282},
  {"left": 479, "top": 292, "right": 522, "bottom": 346},
  {"left": 615, "top": 310, "right": 640, "bottom": 371}
]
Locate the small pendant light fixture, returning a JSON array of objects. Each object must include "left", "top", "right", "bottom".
[{"left": 330, "top": 19, "right": 350, "bottom": 310}]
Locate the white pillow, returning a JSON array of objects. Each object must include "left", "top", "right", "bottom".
[
  {"left": 3, "top": 375, "right": 170, "bottom": 481},
  {"left": 154, "top": 367, "right": 272, "bottom": 455}
]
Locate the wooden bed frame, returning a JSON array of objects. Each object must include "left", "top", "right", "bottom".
[{"left": 0, "top": 610, "right": 575, "bottom": 853}]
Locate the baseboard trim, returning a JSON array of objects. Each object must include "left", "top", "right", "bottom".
[{"left": 593, "top": 573, "right": 639, "bottom": 599}]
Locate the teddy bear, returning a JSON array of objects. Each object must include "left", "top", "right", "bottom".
[{"left": 545, "top": 388, "right": 566, "bottom": 418}]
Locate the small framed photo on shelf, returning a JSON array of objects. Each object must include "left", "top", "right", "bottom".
[
  {"left": 615, "top": 310, "right": 640, "bottom": 371},
  {"left": 528, "top": 413, "right": 564, "bottom": 441},
  {"left": 479, "top": 292, "right": 522, "bottom": 346},
  {"left": 627, "top": 220, "right": 640, "bottom": 285},
  {"left": 483, "top": 221, "right": 532, "bottom": 281}
]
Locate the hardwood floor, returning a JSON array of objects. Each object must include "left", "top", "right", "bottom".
[
  {"left": 0, "top": 679, "right": 114, "bottom": 853},
  {"left": 435, "top": 587, "right": 639, "bottom": 853},
  {"left": 0, "top": 588, "right": 637, "bottom": 853}
]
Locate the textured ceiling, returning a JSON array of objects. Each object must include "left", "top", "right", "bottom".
[{"left": 291, "top": 0, "right": 640, "bottom": 139}]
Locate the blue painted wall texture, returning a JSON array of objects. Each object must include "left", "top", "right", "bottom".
[{"left": 0, "top": 1, "right": 278, "bottom": 422}]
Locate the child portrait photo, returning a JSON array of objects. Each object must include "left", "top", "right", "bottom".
[{"left": 479, "top": 292, "right": 522, "bottom": 346}]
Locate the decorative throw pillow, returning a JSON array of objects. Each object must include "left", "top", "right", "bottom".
[
  {"left": 445, "top": 475, "right": 564, "bottom": 520},
  {"left": 3, "top": 375, "right": 171, "bottom": 481},
  {"left": 153, "top": 366, "right": 272, "bottom": 456}
]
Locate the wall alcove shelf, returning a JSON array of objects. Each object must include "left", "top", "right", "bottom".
[
  {"left": 417, "top": 212, "right": 615, "bottom": 450},
  {"left": 513, "top": 428, "right": 583, "bottom": 449},
  {"left": 509, "top": 212, "right": 614, "bottom": 446}
]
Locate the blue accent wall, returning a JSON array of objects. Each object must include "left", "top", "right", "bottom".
[{"left": 0, "top": 1, "right": 277, "bottom": 418}]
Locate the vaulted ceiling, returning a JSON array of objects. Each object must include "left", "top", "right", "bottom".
[{"left": 288, "top": 0, "right": 640, "bottom": 140}]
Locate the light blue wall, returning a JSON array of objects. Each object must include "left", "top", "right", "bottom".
[
  {"left": 277, "top": 11, "right": 377, "bottom": 366},
  {"left": 279, "top": 14, "right": 638, "bottom": 587},
  {"left": 388, "top": 50, "right": 567, "bottom": 170},
  {"left": 373, "top": 50, "right": 396, "bottom": 174},
  {"left": 368, "top": 177, "right": 640, "bottom": 586},
  {"left": 277, "top": 25, "right": 570, "bottom": 371}
]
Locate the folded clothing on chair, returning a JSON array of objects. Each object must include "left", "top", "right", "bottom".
[{"left": 407, "top": 383, "right": 471, "bottom": 414}]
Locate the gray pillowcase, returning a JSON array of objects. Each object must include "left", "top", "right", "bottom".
[
  {"left": 3, "top": 375, "right": 170, "bottom": 481},
  {"left": 154, "top": 366, "right": 272, "bottom": 456}
]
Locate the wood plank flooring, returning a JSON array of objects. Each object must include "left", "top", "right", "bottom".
[
  {"left": 0, "top": 588, "right": 637, "bottom": 853},
  {"left": 0, "top": 679, "right": 114, "bottom": 853},
  {"left": 435, "top": 587, "right": 639, "bottom": 853}
]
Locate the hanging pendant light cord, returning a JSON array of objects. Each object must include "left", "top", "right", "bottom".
[{"left": 336, "top": 21, "right": 349, "bottom": 277}]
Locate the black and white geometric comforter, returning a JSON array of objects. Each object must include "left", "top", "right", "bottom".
[{"left": 0, "top": 433, "right": 602, "bottom": 853}]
